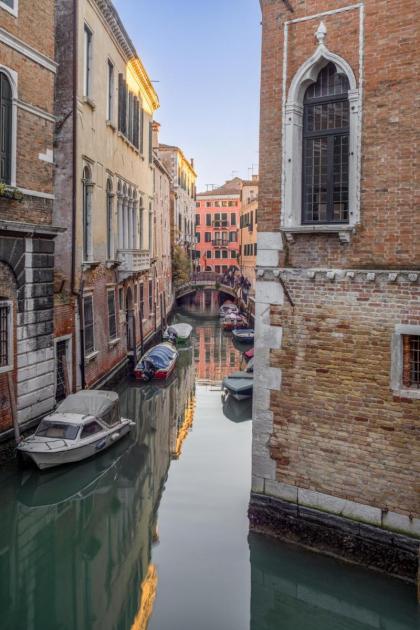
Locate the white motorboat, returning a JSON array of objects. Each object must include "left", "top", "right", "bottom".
[
  {"left": 17, "top": 390, "right": 135, "bottom": 470},
  {"left": 163, "top": 322, "right": 193, "bottom": 345},
  {"left": 219, "top": 301, "right": 238, "bottom": 318}
]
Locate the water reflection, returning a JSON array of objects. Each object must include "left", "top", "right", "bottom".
[
  {"left": 249, "top": 533, "right": 420, "bottom": 630},
  {"left": 0, "top": 355, "right": 196, "bottom": 630}
]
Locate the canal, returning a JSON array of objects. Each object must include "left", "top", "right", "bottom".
[{"left": 0, "top": 295, "right": 419, "bottom": 629}]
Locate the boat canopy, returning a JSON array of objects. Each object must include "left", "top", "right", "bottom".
[
  {"left": 142, "top": 345, "right": 176, "bottom": 369},
  {"left": 57, "top": 390, "right": 120, "bottom": 427}
]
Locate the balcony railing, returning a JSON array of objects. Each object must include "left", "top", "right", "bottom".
[
  {"left": 118, "top": 249, "right": 150, "bottom": 276},
  {"left": 212, "top": 240, "right": 229, "bottom": 247},
  {"left": 212, "top": 220, "right": 229, "bottom": 228}
]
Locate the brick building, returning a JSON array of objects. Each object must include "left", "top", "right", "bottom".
[
  {"left": 54, "top": 0, "right": 160, "bottom": 392},
  {"left": 195, "top": 178, "right": 242, "bottom": 274},
  {"left": 250, "top": 0, "right": 420, "bottom": 587},
  {"left": 0, "top": 0, "right": 62, "bottom": 439},
  {"left": 239, "top": 177, "right": 259, "bottom": 298}
]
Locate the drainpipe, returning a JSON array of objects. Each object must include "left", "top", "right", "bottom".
[{"left": 70, "top": 0, "right": 85, "bottom": 390}]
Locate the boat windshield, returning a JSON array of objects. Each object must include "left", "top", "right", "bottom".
[{"left": 36, "top": 421, "right": 80, "bottom": 440}]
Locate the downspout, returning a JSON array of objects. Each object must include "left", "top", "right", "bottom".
[{"left": 71, "top": 0, "right": 86, "bottom": 389}]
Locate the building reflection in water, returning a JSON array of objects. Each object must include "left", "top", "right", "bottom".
[
  {"left": 0, "top": 355, "right": 196, "bottom": 630},
  {"left": 249, "top": 533, "right": 420, "bottom": 630}
]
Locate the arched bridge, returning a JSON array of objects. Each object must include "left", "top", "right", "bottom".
[{"left": 175, "top": 272, "right": 238, "bottom": 300}]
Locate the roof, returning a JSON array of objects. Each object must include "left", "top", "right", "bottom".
[
  {"left": 95, "top": 0, "right": 159, "bottom": 111},
  {"left": 197, "top": 178, "right": 244, "bottom": 198}
]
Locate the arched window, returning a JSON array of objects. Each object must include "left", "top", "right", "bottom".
[
  {"left": 302, "top": 63, "right": 350, "bottom": 224},
  {"left": 106, "top": 178, "right": 113, "bottom": 259},
  {"left": 82, "top": 166, "right": 93, "bottom": 260},
  {"left": 0, "top": 72, "right": 13, "bottom": 184}
]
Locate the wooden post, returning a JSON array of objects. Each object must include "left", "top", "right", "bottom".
[{"left": 7, "top": 372, "right": 20, "bottom": 444}]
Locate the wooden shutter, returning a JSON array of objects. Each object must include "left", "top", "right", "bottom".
[
  {"left": 140, "top": 106, "right": 144, "bottom": 153},
  {"left": 0, "top": 73, "right": 12, "bottom": 184}
]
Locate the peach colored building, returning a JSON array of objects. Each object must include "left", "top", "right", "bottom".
[
  {"left": 239, "top": 177, "right": 259, "bottom": 296},
  {"left": 194, "top": 178, "right": 242, "bottom": 274}
]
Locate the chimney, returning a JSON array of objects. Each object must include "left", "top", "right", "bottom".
[
  {"left": 190, "top": 158, "right": 194, "bottom": 169},
  {"left": 152, "top": 121, "right": 161, "bottom": 149}
]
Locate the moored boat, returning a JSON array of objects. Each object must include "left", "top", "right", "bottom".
[
  {"left": 244, "top": 347, "right": 254, "bottom": 361},
  {"left": 232, "top": 328, "right": 254, "bottom": 344},
  {"left": 223, "top": 313, "right": 248, "bottom": 331},
  {"left": 163, "top": 323, "right": 193, "bottom": 345},
  {"left": 134, "top": 342, "right": 178, "bottom": 381},
  {"left": 222, "top": 371, "right": 253, "bottom": 401},
  {"left": 219, "top": 301, "right": 238, "bottom": 318},
  {"left": 17, "top": 391, "right": 134, "bottom": 471}
]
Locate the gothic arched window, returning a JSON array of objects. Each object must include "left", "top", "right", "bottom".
[
  {"left": 302, "top": 63, "right": 350, "bottom": 224},
  {"left": 0, "top": 72, "right": 13, "bottom": 184}
]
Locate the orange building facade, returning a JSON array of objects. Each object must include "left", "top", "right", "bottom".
[{"left": 194, "top": 178, "right": 242, "bottom": 274}]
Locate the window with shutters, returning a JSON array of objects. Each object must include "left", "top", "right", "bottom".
[
  {"left": 148, "top": 280, "right": 153, "bottom": 313},
  {"left": 148, "top": 122, "right": 153, "bottom": 163},
  {"left": 117, "top": 75, "right": 140, "bottom": 149},
  {"left": 0, "top": 72, "right": 12, "bottom": 184},
  {"left": 139, "top": 283, "right": 144, "bottom": 316},
  {"left": 107, "top": 289, "right": 117, "bottom": 340},
  {"left": 107, "top": 60, "right": 114, "bottom": 122},
  {"left": 83, "top": 296, "right": 95, "bottom": 355},
  {"left": 106, "top": 178, "right": 113, "bottom": 259},
  {"left": 82, "top": 165, "right": 93, "bottom": 261}
]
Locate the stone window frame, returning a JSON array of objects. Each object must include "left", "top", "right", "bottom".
[
  {"left": 0, "top": 65, "right": 17, "bottom": 187},
  {"left": 0, "top": 300, "right": 13, "bottom": 374},
  {"left": 282, "top": 38, "right": 361, "bottom": 241},
  {"left": 0, "top": 0, "right": 18, "bottom": 18},
  {"left": 82, "top": 164, "right": 94, "bottom": 262},
  {"left": 390, "top": 325, "right": 420, "bottom": 400}
]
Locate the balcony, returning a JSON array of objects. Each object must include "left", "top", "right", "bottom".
[
  {"left": 212, "top": 240, "right": 229, "bottom": 247},
  {"left": 212, "top": 220, "right": 229, "bottom": 228},
  {"left": 118, "top": 249, "right": 150, "bottom": 279}
]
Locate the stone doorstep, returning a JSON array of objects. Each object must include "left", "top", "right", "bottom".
[{"left": 249, "top": 492, "right": 420, "bottom": 585}]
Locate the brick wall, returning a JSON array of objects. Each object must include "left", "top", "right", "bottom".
[{"left": 269, "top": 271, "right": 419, "bottom": 517}]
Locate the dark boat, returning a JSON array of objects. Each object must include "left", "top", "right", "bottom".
[
  {"left": 222, "top": 371, "right": 253, "bottom": 400},
  {"left": 232, "top": 328, "right": 254, "bottom": 344},
  {"left": 134, "top": 343, "right": 178, "bottom": 381}
]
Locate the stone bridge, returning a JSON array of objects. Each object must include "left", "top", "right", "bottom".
[{"left": 175, "top": 272, "right": 238, "bottom": 300}]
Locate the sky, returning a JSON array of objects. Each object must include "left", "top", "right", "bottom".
[{"left": 113, "top": 0, "right": 262, "bottom": 192}]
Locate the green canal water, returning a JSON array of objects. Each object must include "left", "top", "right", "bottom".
[{"left": 0, "top": 305, "right": 418, "bottom": 629}]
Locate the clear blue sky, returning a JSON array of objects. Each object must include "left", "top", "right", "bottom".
[{"left": 113, "top": 0, "right": 261, "bottom": 192}]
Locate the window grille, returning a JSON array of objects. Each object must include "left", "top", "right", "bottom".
[
  {"left": 302, "top": 63, "right": 350, "bottom": 224},
  {"left": 83, "top": 296, "right": 94, "bottom": 355},
  {"left": 404, "top": 335, "right": 420, "bottom": 389},
  {"left": 0, "top": 303, "right": 10, "bottom": 367},
  {"left": 55, "top": 340, "right": 68, "bottom": 403}
]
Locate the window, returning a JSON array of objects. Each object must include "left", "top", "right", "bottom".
[
  {"left": 107, "top": 289, "right": 117, "bottom": 340},
  {"left": 302, "top": 63, "right": 350, "bottom": 224},
  {"left": 83, "top": 295, "right": 95, "bottom": 355},
  {"left": 214, "top": 201, "right": 220, "bottom": 208},
  {"left": 118, "top": 287, "right": 123, "bottom": 310},
  {"left": 222, "top": 250, "right": 228, "bottom": 259},
  {"left": 0, "top": 0, "right": 17, "bottom": 15},
  {"left": 37, "top": 421, "right": 79, "bottom": 441},
  {"left": 215, "top": 266, "right": 221, "bottom": 274},
  {"left": 204, "top": 232, "right": 211, "bottom": 242},
  {"left": 196, "top": 202, "right": 200, "bottom": 208},
  {"left": 403, "top": 336, "right": 420, "bottom": 389},
  {"left": 0, "top": 301, "right": 12, "bottom": 372},
  {"left": 229, "top": 231, "right": 237, "bottom": 242},
  {"left": 206, "top": 250, "right": 212, "bottom": 259},
  {"left": 230, "top": 250, "right": 236, "bottom": 258},
  {"left": 81, "top": 421, "right": 103, "bottom": 439},
  {"left": 83, "top": 25, "right": 93, "bottom": 98},
  {"left": 195, "top": 232, "right": 200, "bottom": 243},
  {"left": 206, "top": 214, "right": 211, "bottom": 226},
  {"left": 118, "top": 74, "right": 140, "bottom": 148},
  {"left": 82, "top": 166, "right": 93, "bottom": 260},
  {"left": 148, "top": 280, "right": 153, "bottom": 313},
  {"left": 222, "top": 201, "right": 227, "bottom": 207},
  {"left": 195, "top": 214, "right": 200, "bottom": 226},
  {"left": 254, "top": 243, "right": 257, "bottom": 255},
  {"left": 206, "top": 202, "right": 211, "bottom": 208},
  {"left": 106, "top": 178, "right": 113, "bottom": 259},
  {"left": 0, "top": 72, "right": 12, "bottom": 184},
  {"left": 215, "top": 250, "right": 221, "bottom": 259},
  {"left": 139, "top": 283, "right": 144, "bottom": 315},
  {"left": 149, "top": 121, "right": 153, "bottom": 163},
  {"left": 107, "top": 60, "right": 114, "bottom": 121},
  {"left": 230, "top": 213, "right": 236, "bottom": 226}
]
